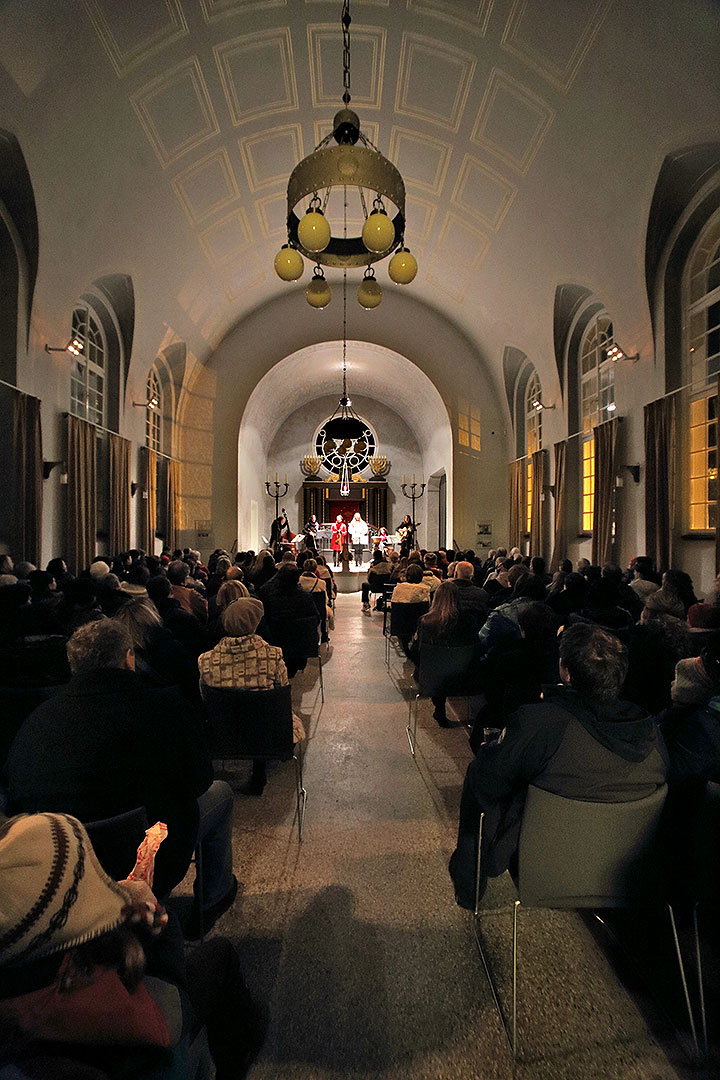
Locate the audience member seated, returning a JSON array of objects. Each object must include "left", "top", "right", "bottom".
[
  {"left": 167, "top": 559, "right": 208, "bottom": 626},
  {"left": 6, "top": 620, "right": 236, "bottom": 937},
  {"left": 477, "top": 574, "right": 546, "bottom": 655},
  {"left": 248, "top": 550, "right": 276, "bottom": 590},
  {"left": 315, "top": 553, "right": 336, "bottom": 602},
  {"left": 621, "top": 589, "right": 693, "bottom": 715},
  {"left": 54, "top": 577, "right": 104, "bottom": 636},
  {"left": 547, "top": 570, "right": 587, "bottom": 620},
  {"left": 208, "top": 578, "right": 251, "bottom": 644},
  {"left": 0, "top": 812, "right": 262, "bottom": 1080},
  {"left": 199, "top": 596, "right": 306, "bottom": 795},
  {"left": 114, "top": 596, "right": 199, "bottom": 700},
  {"left": 361, "top": 549, "right": 392, "bottom": 612},
  {"left": 298, "top": 558, "right": 330, "bottom": 642},
  {"left": 628, "top": 555, "right": 661, "bottom": 602},
  {"left": 391, "top": 562, "right": 431, "bottom": 605},
  {"left": 687, "top": 570, "right": 720, "bottom": 629},
  {"left": 601, "top": 562, "right": 643, "bottom": 621},
  {"left": 260, "top": 564, "right": 320, "bottom": 677},
  {"left": 661, "top": 568, "right": 699, "bottom": 617},
  {"left": 451, "top": 561, "right": 490, "bottom": 622},
  {"left": 147, "top": 573, "right": 208, "bottom": 659},
  {"left": 410, "top": 580, "right": 481, "bottom": 727},
  {"left": 449, "top": 623, "right": 668, "bottom": 907}
]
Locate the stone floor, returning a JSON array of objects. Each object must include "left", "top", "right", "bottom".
[{"left": 194, "top": 594, "right": 714, "bottom": 1079}]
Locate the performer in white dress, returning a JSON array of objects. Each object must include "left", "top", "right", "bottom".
[{"left": 348, "top": 511, "right": 369, "bottom": 566}]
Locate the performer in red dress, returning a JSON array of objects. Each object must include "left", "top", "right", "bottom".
[{"left": 330, "top": 515, "right": 347, "bottom": 567}]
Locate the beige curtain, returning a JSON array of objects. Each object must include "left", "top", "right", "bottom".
[
  {"left": 164, "top": 457, "right": 180, "bottom": 553},
  {"left": 508, "top": 459, "right": 524, "bottom": 551},
  {"left": 644, "top": 395, "right": 676, "bottom": 572},
  {"left": 144, "top": 446, "right": 158, "bottom": 555},
  {"left": 67, "top": 414, "right": 97, "bottom": 574},
  {"left": 529, "top": 448, "right": 545, "bottom": 559},
  {"left": 591, "top": 417, "right": 618, "bottom": 567},
  {"left": 108, "top": 434, "right": 131, "bottom": 555},
  {"left": 12, "top": 390, "right": 43, "bottom": 566},
  {"left": 549, "top": 440, "right": 568, "bottom": 572}
]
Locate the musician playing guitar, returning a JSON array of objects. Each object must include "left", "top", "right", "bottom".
[{"left": 397, "top": 514, "right": 416, "bottom": 558}]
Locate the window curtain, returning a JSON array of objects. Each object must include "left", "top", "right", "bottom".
[
  {"left": 508, "top": 459, "right": 524, "bottom": 551},
  {"left": 164, "top": 457, "right": 180, "bottom": 553},
  {"left": 591, "top": 417, "right": 618, "bottom": 567},
  {"left": 529, "top": 448, "right": 545, "bottom": 558},
  {"left": 67, "top": 414, "right": 97, "bottom": 574},
  {"left": 549, "top": 440, "right": 567, "bottom": 572},
  {"left": 644, "top": 394, "right": 676, "bottom": 572},
  {"left": 12, "top": 390, "right": 43, "bottom": 566},
  {"left": 108, "top": 434, "right": 131, "bottom": 555},
  {"left": 144, "top": 446, "right": 158, "bottom": 555}
]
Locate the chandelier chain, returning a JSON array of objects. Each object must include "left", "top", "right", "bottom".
[
  {"left": 342, "top": 269, "right": 348, "bottom": 400},
  {"left": 342, "top": 0, "right": 351, "bottom": 105}
]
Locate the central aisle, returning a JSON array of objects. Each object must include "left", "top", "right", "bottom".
[{"left": 216, "top": 594, "right": 686, "bottom": 1080}]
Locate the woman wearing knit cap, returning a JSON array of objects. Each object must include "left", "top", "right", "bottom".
[
  {"left": 0, "top": 812, "right": 263, "bottom": 1079},
  {"left": 198, "top": 597, "right": 306, "bottom": 795}
]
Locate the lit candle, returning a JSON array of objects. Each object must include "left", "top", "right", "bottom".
[
  {"left": 403, "top": 474, "right": 406, "bottom": 485},
  {"left": 412, "top": 473, "right": 415, "bottom": 485},
  {"left": 422, "top": 475, "right": 425, "bottom": 486},
  {"left": 275, "top": 471, "right": 278, "bottom": 483},
  {"left": 285, "top": 474, "right": 288, "bottom": 485}
]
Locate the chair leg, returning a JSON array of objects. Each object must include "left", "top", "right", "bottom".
[
  {"left": 194, "top": 843, "right": 205, "bottom": 941},
  {"left": 667, "top": 903, "right": 701, "bottom": 1061},
  {"left": 693, "top": 904, "right": 708, "bottom": 1059},
  {"left": 406, "top": 693, "right": 419, "bottom": 756},
  {"left": 294, "top": 745, "right": 307, "bottom": 842},
  {"left": 317, "top": 656, "right": 324, "bottom": 703}
]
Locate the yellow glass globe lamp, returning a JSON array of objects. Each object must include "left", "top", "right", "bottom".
[
  {"left": 388, "top": 246, "right": 418, "bottom": 285},
  {"left": 357, "top": 268, "right": 382, "bottom": 309},
  {"left": 306, "top": 267, "right": 331, "bottom": 308},
  {"left": 297, "top": 207, "right": 331, "bottom": 253},
  {"left": 274, "top": 244, "right": 304, "bottom": 282},
  {"left": 361, "top": 207, "right": 395, "bottom": 254}
]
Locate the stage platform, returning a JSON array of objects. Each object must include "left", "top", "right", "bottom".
[{"left": 331, "top": 560, "right": 369, "bottom": 593}]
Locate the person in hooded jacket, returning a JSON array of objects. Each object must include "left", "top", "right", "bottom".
[{"left": 449, "top": 622, "right": 668, "bottom": 908}]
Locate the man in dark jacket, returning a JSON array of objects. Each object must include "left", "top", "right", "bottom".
[
  {"left": 259, "top": 564, "right": 320, "bottom": 676},
  {"left": 6, "top": 619, "right": 236, "bottom": 937},
  {"left": 451, "top": 561, "right": 490, "bottom": 622},
  {"left": 449, "top": 622, "right": 668, "bottom": 908}
]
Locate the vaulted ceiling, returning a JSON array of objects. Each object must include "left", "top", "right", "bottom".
[{"left": 2, "top": 0, "right": 719, "bottom": 409}]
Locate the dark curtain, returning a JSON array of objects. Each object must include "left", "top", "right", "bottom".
[
  {"left": 644, "top": 394, "right": 676, "bottom": 572},
  {"left": 549, "top": 440, "right": 567, "bottom": 572},
  {"left": 12, "top": 390, "right": 43, "bottom": 565},
  {"left": 109, "top": 434, "right": 131, "bottom": 555},
  {"left": 508, "top": 459, "right": 524, "bottom": 551},
  {"left": 67, "top": 414, "right": 97, "bottom": 575},
  {"left": 164, "top": 457, "right": 180, "bottom": 553},
  {"left": 591, "top": 417, "right": 618, "bottom": 567},
  {"left": 529, "top": 448, "right": 545, "bottom": 559},
  {"left": 143, "top": 446, "right": 158, "bottom": 555},
  {"left": 302, "top": 481, "right": 323, "bottom": 526},
  {"left": 366, "top": 483, "right": 387, "bottom": 532}
]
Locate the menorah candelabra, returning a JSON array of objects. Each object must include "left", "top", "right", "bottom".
[
  {"left": 265, "top": 474, "right": 289, "bottom": 521},
  {"left": 400, "top": 473, "right": 425, "bottom": 550}
]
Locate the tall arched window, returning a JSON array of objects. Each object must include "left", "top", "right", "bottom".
[
  {"left": 686, "top": 208, "right": 720, "bottom": 530},
  {"left": 525, "top": 372, "right": 542, "bottom": 533},
  {"left": 146, "top": 369, "right": 162, "bottom": 453},
  {"left": 579, "top": 313, "right": 616, "bottom": 531},
  {"left": 69, "top": 306, "right": 106, "bottom": 426}
]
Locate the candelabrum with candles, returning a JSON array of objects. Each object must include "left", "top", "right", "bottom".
[
  {"left": 369, "top": 455, "right": 390, "bottom": 478},
  {"left": 265, "top": 473, "right": 289, "bottom": 521},
  {"left": 300, "top": 455, "right": 322, "bottom": 478},
  {"left": 400, "top": 472, "right": 425, "bottom": 549}
]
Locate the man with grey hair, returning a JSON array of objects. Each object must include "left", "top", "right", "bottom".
[
  {"left": 7, "top": 619, "right": 236, "bottom": 939},
  {"left": 451, "top": 560, "right": 490, "bottom": 622}
]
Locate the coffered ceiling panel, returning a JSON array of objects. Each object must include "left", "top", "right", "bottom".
[
  {"left": 200, "top": 0, "right": 287, "bottom": 22},
  {"left": 471, "top": 69, "right": 554, "bottom": 173},
  {"left": 405, "top": 195, "right": 437, "bottom": 245},
  {"left": 395, "top": 33, "right": 476, "bottom": 132},
  {"left": 502, "top": 0, "right": 613, "bottom": 92},
  {"left": 83, "top": 0, "right": 188, "bottom": 77},
  {"left": 388, "top": 128, "right": 453, "bottom": 195},
  {"left": 308, "top": 24, "right": 385, "bottom": 108},
  {"left": 172, "top": 149, "right": 242, "bottom": 226},
  {"left": 200, "top": 208, "right": 253, "bottom": 266},
  {"left": 214, "top": 28, "right": 298, "bottom": 125},
  {"left": 131, "top": 58, "right": 220, "bottom": 167},
  {"left": 254, "top": 192, "right": 288, "bottom": 239},
  {"left": 407, "top": 0, "right": 493, "bottom": 35},
  {"left": 426, "top": 213, "right": 490, "bottom": 302},
  {"left": 221, "top": 251, "right": 266, "bottom": 301},
  {"left": 451, "top": 155, "right": 517, "bottom": 231},
  {"left": 238, "top": 124, "right": 304, "bottom": 192}
]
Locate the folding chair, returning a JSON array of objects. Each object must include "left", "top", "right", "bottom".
[
  {"left": 472, "top": 783, "right": 705, "bottom": 1064},
  {"left": 202, "top": 683, "right": 307, "bottom": 840},
  {"left": 408, "top": 642, "right": 479, "bottom": 755},
  {"left": 269, "top": 614, "right": 324, "bottom": 702},
  {"left": 384, "top": 599, "right": 429, "bottom": 666}
]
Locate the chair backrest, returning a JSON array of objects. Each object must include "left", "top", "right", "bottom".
[
  {"left": 518, "top": 783, "right": 668, "bottom": 908},
  {"left": 367, "top": 572, "right": 390, "bottom": 593},
  {"left": 202, "top": 683, "right": 294, "bottom": 760},
  {"left": 417, "top": 642, "right": 480, "bottom": 697},
  {"left": 270, "top": 614, "right": 320, "bottom": 659},
  {"left": 390, "top": 601, "right": 430, "bottom": 637},
  {"left": 84, "top": 805, "right": 149, "bottom": 882}
]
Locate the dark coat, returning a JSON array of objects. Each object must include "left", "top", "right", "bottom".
[
  {"left": 6, "top": 668, "right": 213, "bottom": 896},
  {"left": 451, "top": 578, "right": 490, "bottom": 621}
]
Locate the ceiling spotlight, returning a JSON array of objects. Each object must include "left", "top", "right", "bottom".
[
  {"left": 45, "top": 337, "right": 84, "bottom": 355},
  {"left": 133, "top": 393, "right": 160, "bottom": 409},
  {"left": 531, "top": 398, "right": 555, "bottom": 412},
  {"left": 607, "top": 343, "right": 639, "bottom": 362}
]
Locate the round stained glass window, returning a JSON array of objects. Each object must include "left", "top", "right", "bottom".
[{"left": 315, "top": 415, "right": 376, "bottom": 474}]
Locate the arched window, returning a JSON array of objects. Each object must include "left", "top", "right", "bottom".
[
  {"left": 69, "top": 306, "right": 106, "bottom": 426},
  {"left": 686, "top": 207, "right": 720, "bottom": 530},
  {"left": 579, "top": 313, "right": 616, "bottom": 531},
  {"left": 146, "top": 368, "right": 162, "bottom": 453},
  {"left": 525, "top": 372, "right": 542, "bottom": 533}
]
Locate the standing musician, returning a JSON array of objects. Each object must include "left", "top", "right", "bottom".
[
  {"left": 348, "top": 512, "right": 369, "bottom": 567},
  {"left": 270, "top": 508, "right": 293, "bottom": 557},
  {"left": 303, "top": 513, "right": 319, "bottom": 555},
  {"left": 397, "top": 513, "right": 415, "bottom": 558},
  {"left": 330, "top": 515, "right": 347, "bottom": 567}
]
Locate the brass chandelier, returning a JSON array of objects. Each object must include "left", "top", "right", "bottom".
[{"left": 274, "top": 0, "right": 417, "bottom": 309}]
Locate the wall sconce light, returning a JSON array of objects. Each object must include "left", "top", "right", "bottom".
[
  {"left": 606, "top": 402, "right": 617, "bottom": 413},
  {"left": 42, "top": 460, "right": 65, "bottom": 480},
  {"left": 133, "top": 393, "right": 159, "bottom": 409},
  {"left": 607, "top": 344, "right": 639, "bottom": 363},
  {"left": 131, "top": 482, "right": 141, "bottom": 497},
  {"left": 625, "top": 465, "right": 641, "bottom": 484},
  {"left": 531, "top": 398, "right": 555, "bottom": 412},
  {"left": 45, "top": 337, "right": 83, "bottom": 356}
]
